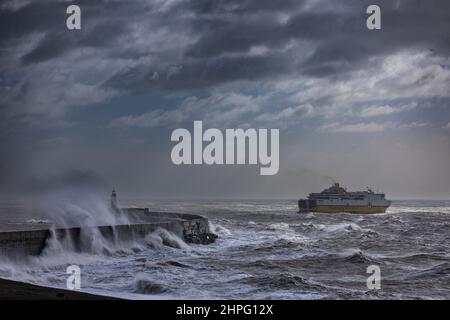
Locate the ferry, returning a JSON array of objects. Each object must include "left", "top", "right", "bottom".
[{"left": 298, "top": 183, "right": 391, "bottom": 214}]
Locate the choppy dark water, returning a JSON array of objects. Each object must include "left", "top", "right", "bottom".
[{"left": 1, "top": 200, "right": 449, "bottom": 299}]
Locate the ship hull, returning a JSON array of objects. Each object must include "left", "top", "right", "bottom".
[
  {"left": 298, "top": 183, "right": 390, "bottom": 214},
  {"left": 299, "top": 205, "right": 388, "bottom": 214}
]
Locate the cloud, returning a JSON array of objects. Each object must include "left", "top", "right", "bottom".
[
  {"left": 320, "top": 120, "right": 433, "bottom": 133},
  {"left": 110, "top": 92, "right": 267, "bottom": 128},
  {"left": 110, "top": 109, "right": 173, "bottom": 129},
  {"left": 255, "top": 104, "right": 313, "bottom": 127},
  {"left": 359, "top": 102, "right": 418, "bottom": 118},
  {"left": 1, "top": 0, "right": 450, "bottom": 198},
  {"left": 445, "top": 122, "right": 450, "bottom": 130},
  {"left": 320, "top": 122, "right": 388, "bottom": 133},
  {"left": 400, "top": 122, "right": 429, "bottom": 129},
  {"left": 1, "top": 0, "right": 450, "bottom": 127},
  {"left": 110, "top": 49, "right": 446, "bottom": 132},
  {"left": 270, "top": 50, "right": 450, "bottom": 132}
]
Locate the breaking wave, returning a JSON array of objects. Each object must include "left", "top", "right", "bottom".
[
  {"left": 1, "top": 199, "right": 449, "bottom": 300},
  {"left": 209, "top": 222, "right": 231, "bottom": 236},
  {"left": 134, "top": 274, "right": 168, "bottom": 294},
  {"left": 145, "top": 228, "right": 188, "bottom": 250},
  {"left": 310, "top": 222, "right": 371, "bottom": 233}
]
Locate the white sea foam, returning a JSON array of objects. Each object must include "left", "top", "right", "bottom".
[
  {"left": 145, "top": 228, "right": 188, "bottom": 250},
  {"left": 388, "top": 206, "right": 450, "bottom": 214},
  {"left": 209, "top": 221, "right": 231, "bottom": 236},
  {"left": 31, "top": 189, "right": 130, "bottom": 229},
  {"left": 1, "top": 199, "right": 448, "bottom": 300},
  {"left": 314, "top": 222, "right": 369, "bottom": 233},
  {"left": 26, "top": 219, "right": 52, "bottom": 224},
  {"left": 268, "top": 222, "right": 291, "bottom": 231}
]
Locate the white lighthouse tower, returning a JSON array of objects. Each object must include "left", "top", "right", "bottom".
[{"left": 111, "top": 188, "right": 118, "bottom": 213}]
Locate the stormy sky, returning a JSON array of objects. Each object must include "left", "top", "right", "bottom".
[{"left": 1, "top": 0, "right": 450, "bottom": 200}]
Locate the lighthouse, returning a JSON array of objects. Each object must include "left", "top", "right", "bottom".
[{"left": 111, "top": 188, "right": 118, "bottom": 213}]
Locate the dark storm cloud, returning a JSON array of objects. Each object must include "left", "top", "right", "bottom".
[
  {"left": 295, "top": 1, "right": 450, "bottom": 76},
  {"left": 105, "top": 51, "right": 293, "bottom": 92},
  {"left": 187, "top": 0, "right": 304, "bottom": 14},
  {"left": 21, "top": 32, "right": 70, "bottom": 65},
  {"left": 1, "top": 0, "right": 450, "bottom": 198},
  {"left": 0, "top": 0, "right": 138, "bottom": 58},
  {"left": 0, "top": 1, "right": 63, "bottom": 43},
  {"left": 2, "top": 0, "right": 450, "bottom": 93},
  {"left": 182, "top": 0, "right": 450, "bottom": 79},
  {"left": 101, "top": 0, "right": 450, "bottom": 92},
  {"left": 21, "top": 20, "right": 129, "bottom": 65},
  {"left": 185, "top": 16, "right": 285, "bottom": 58}
]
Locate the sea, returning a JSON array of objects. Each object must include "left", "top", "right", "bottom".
[{"left": 0, "top": 199, "right": 449, "bottom": 300}]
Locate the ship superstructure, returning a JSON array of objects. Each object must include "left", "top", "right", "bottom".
[{"left": 298, "top": 183, "right": 390, "bottom": 214}]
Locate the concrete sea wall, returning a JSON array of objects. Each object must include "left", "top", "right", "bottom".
[{"left": 0, "top": 211, "right": 217, "bottom": 258}]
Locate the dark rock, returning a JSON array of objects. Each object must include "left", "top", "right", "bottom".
[{"left": 184, "top": 232, "right": 218, "bottom": 244}]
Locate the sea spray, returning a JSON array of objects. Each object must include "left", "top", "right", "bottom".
[
  {"left": 29, "top": 188, "right": 142, "bottom": 257},
  {"left": 31, "top": 188, "right": 130, "bottom": 229},
  {"left": 2, "top": 200, "right": 449, "bottom": 299},
  {"left": 0, "top": 256, "right": 36, "bottom": 283},
  {"left": 41, "top": 226, "right": 77, "bottom": 256},
  {"left": 145, "top": 228, "right": 188, "bottom": 249},
  {"left": 208, "top": 221, "right": 231, "bottom": 236},
  {"left": 78, "top": 227, "right": 114, "bottom": 255}
]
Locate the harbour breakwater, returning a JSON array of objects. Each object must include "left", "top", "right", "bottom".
[{"left": 0, "top": 210, "right": 217, "bottom": 258}]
